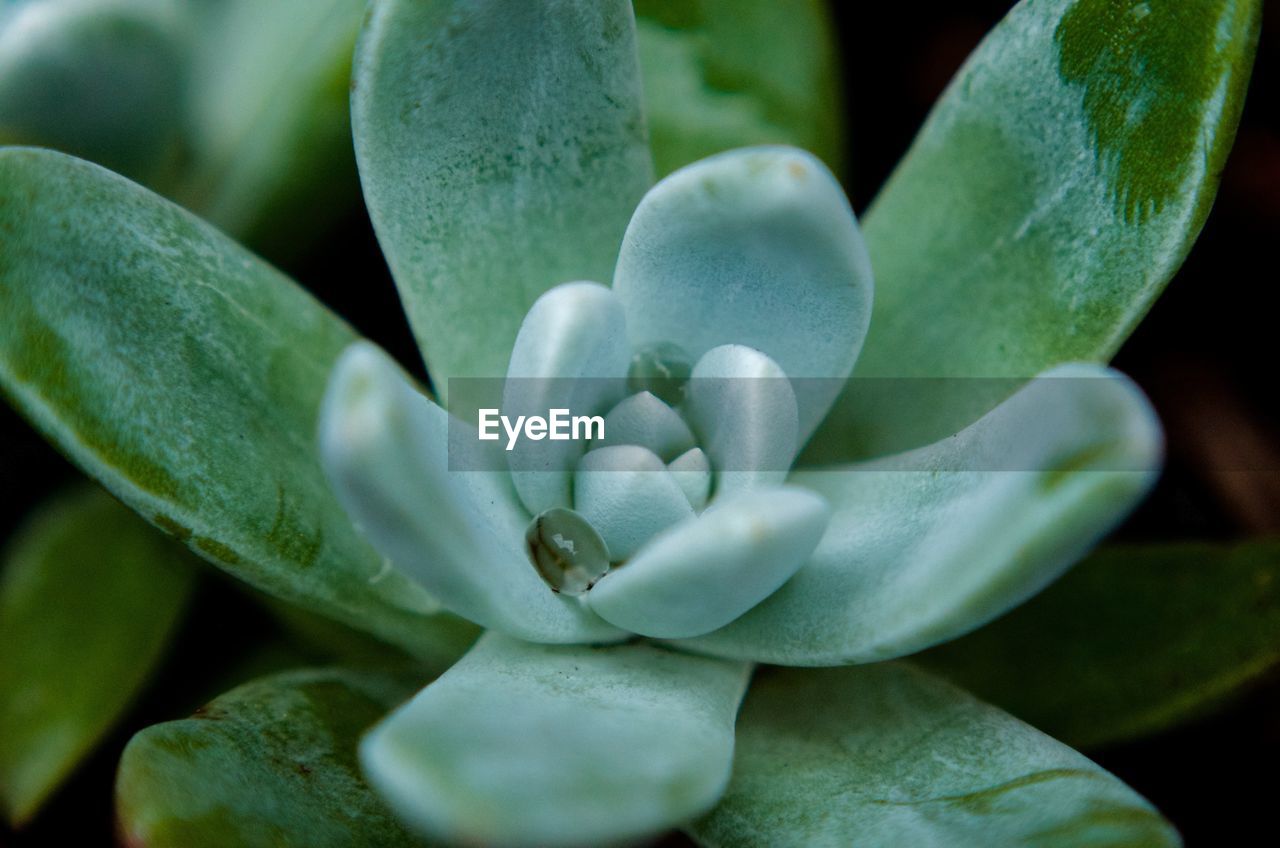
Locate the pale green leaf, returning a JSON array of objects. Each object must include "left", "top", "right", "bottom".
[
  {"left": 614, "top": 146, "right": 872, "bottom": 442},
  {"left": 504, "top": 281, "right": 631, "bottom": 516},
  {"left": 587, "top": 486, "right": 828, "bottom": 639},
  {"left": 0, "top": 486, "right": 195, "bottom": 825},
  {"left": 318, "top": 342, "right": 623, "bottom": 644},
  {"left": 597, "top": 391, "right": 695, "bottom": 460},
  {"left": 684, "top": 344, "right": 798, "bottom": 496},
  {"left": 633, "top": 0, "right": 844, "bottom": 177},
  {"left": 808, "top": 0, "right": 1261, "bottom": 461},
  {"left": 682, "top": 364, "right": 1161, "bottom": 665},
  {"left": 352, "top": 0, "right": 652, "bottom": 392},
  {"left": 688, "top": 663, "right": 1180, "bottom": 847},
  {"left": 669, "top": 446, "right": 712, "bottom": 510},
  {"left": 362, "top": 632, "right": 750, "bottom": 847},
  {"left": 575, "top": 445, "right": 694, "bottom": 562},
  {"left": 920, "top": 541, "right": 1280, "bottom": 749},
  {"left": 0, "top": 147, "right": 471, "bottom": 661},
  {"left": 116, "top": 668, "right": 422, "bottom": 848}
]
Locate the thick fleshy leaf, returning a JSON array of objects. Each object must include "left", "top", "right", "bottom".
[
  {"left": 0, "top": 148, "right": 465, "bottom": 660},
  {"left": 685, "top": 344, "right": 798, "bottom": 497},
  {"left": 176, "top": 0, "right": 365, "bottom": 252},
  {"left": 0, "top": 0, "right": 188, "bottom": 186},
  {"left": 353, "top": 0, "right": 652, "bottom": 391},
  {"left": 0, "top": 486, "right": 195, "bottom": 825},
  {"left": 669, "top": 446, "right": 712, "bottom": 510},
  {"left": 588, "top": 486, "right": 828, "bottom": 639},
  {"left": 682, "top": 364, "right": 1162, "bottom": 665},
  {"left": 574, "top": 445, "right": 694, "bottom": 562},
  {"left": 362, "top": 633, "right": 750, "bottom": 847},
  {"left": 633, "top": 0, "right": 844, "bottom": 177},
  {"left": 613, "top": 146, "right": 873, "bottom": 441},
  {"left": 116, "top": 668, "right": 421, "bottom": 848},
  {"left": 319, "top": 342, "right": 622, "bottom": 644},
  {"left": 920, "top": 541, "right": 1280, "bottom": 749},
  {"left": 809, "top": 0, "right": 1261, "bottom": 461},
  {"left": 597, "top": 391, "right": 696, "bottom": 461},
  {"left": 504, "top": 282, "right": 630, "bottom": 515},
  {"left": 688, "top": 664, "right": 1179, "bottom": 847}
]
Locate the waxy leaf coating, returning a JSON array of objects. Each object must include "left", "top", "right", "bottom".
[
  {"left": 362, "top": 633, "right": 750, "bottom": 847},
  {"left": 353, "top": 0, "right": 653, "bottom": 391},
  {"left": 116, "top": 668, "right": 422, "bottom": 848},
  {"left": 684, "top": 365, "right": 1162, "bottom": 665}
]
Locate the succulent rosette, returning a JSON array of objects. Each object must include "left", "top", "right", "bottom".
[{"left": 0, "top": 0, "right": 1261, "bottom": 845}]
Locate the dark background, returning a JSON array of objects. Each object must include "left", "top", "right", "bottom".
[{"left": 3, "top": 1, "right": 1278, "bottom": 844}]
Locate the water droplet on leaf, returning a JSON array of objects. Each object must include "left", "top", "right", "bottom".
[
  {"left": 525, "top": 508, "right": 610, "bottom": 595},
  {"left": 628, "top": 342, "right": 691, "bottom": 407}
]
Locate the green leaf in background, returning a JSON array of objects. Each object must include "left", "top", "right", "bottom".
[
  {"left": 0, "top": 0, "right": 369, "bottom": 260},
  {"left": 919, "top": 541, "right": 1280, "bottom": 750},
  {"left": 352, "top": 0, "right": 653, "bottom": 393},
  {"left": 633, "top": 0, "right": 844, "bottom": 177},
  {"left": 688, "top": 664, "right": 1180, "bottom": 848},
  {"left": 0, "top": 147, "right": 471, "bottom": 662},
  {"left": 0, "top": 0, "right": 189, "bottom": 187},
  {"left": 808, "top": 0, "right": 1261, "bottom": 461},
  {"left": 175, "top": 0, "right": 366, "bottom": 254},
  {"left": 612, "top": 146, "right": 873, "bottom": 443},
  {"left": 116, "top": 668, "right": 422, "bottom": 848},
  {"left": 0, "top": 486, "right": 195, "bottom": 826},
  {"left": 362, "top": 633, "right": 750, "bottom": 847}
]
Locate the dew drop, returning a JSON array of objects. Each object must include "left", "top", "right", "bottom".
[
  {"left": 627, "top": 342, "right": 692, "bottom": 406},
  {"left": 525, "top": 508, "right": 611, "bottom": 595}
]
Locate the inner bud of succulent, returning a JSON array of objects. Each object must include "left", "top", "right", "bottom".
[
  {"left": 521, "top": 338, "right": 802, "bottom": 598},
  {"left": 525, "top": 342, "right": 717, "bottom": 595}
]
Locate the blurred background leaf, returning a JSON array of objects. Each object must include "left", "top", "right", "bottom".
[
  {"left": 920, "top": 541, "right": 1280, "bottom": 749},
  {"left": 0, "top": 486, "right": 195, "bottom": 826},
  {"left": 172, "top": 0, "right": 365, "bottom": 259},
  {"left": 0, "top": 0, "right": 364, "bottom": 262},
  {"left": 1, "top": 0, "right": 846, "bottom": 265},
  {"left": 634, "top": 0, "right": 844, "bottom": 177},
  {"left": 0, "top": 0, "right": 189, "bottom": 189}
]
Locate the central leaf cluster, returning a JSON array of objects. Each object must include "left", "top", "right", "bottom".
[{"left": 502, "top": 279, "right": 832, "bottom": 639}]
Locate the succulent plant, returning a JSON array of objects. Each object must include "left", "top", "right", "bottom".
[{"left": 0, "top": 0, "right": 1265, "bottom": 845}]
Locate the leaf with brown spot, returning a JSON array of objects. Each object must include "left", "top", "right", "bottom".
[{"left": 116, "top": 668, "right": 424, "bottom": 848}]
